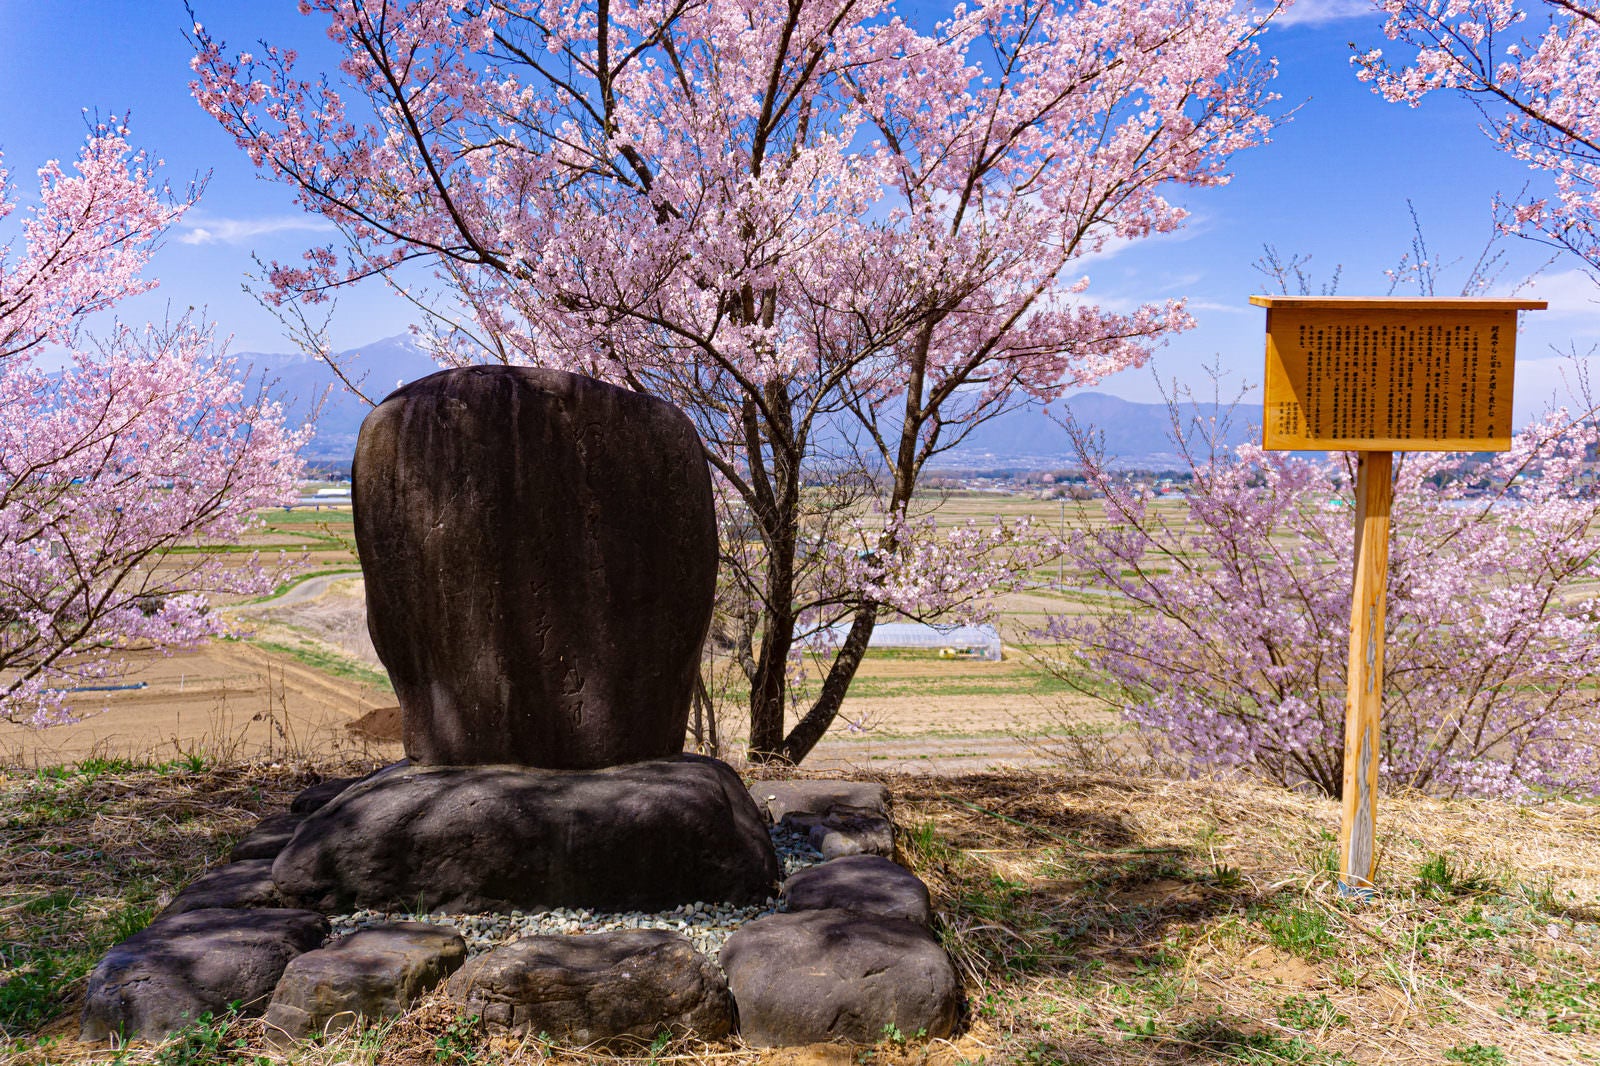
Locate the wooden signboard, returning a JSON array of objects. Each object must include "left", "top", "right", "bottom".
[
  {"left": 1252, "top": 297, "right": 1544, "bottom": 452},
  {"left": 1252, "top": 296, "right": 1545, "bottom": 895}
]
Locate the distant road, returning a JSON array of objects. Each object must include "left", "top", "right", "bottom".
[{"left": 251, "top": 570, "right": 362, "bottom": 610}]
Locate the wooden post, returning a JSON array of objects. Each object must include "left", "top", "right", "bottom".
[
  {"left": 1250, "top": 297, "right": 1546, "bottom": 894},
  {"left": 1340, "top": 450, "right": 1392, "bottom": 894}
]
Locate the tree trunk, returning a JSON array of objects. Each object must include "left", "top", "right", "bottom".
[
  {"left": 780, "top": 604, "right": 877, "bottom": 764},
  {"left": 761, "top": 326, "right": 925, "bottom": 765},
  {"left": 745, "top": 386, "right": 800, "bottom": 763},
  {"left": 746, "top": 585, "right": 795, "bottom": 761}
]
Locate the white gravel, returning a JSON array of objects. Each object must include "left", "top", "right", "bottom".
[{"left": 326, "top": 823, "right": 823, "bottom": 960}]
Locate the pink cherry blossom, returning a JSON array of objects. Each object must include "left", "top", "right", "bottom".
[
  {"left": 191, "top": 0, "right": 1283, "bottom": 762},
  {"left": 1355, "top": 0, "right": 1600, "bottom": 268},
  {"left": 0, "top": 130, "right": 308, "bottom": 724},
  {"left": 1046, "top": 410, "right": 1600, "bottom": 800}
]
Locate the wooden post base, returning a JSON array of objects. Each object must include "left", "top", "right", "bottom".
[{"left": 1339, "top": 450, "right": 1392, "bottom": 895}]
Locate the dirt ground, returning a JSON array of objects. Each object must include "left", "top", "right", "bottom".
[
  {"left": 0, "top": 640, "right": 399, "bottom": 769},
  {"left": 0, "top": 574, "right": 396, "bottom": 768},
  {"left": 0, "top": 573, "right": 1107, "bottom": 771}
]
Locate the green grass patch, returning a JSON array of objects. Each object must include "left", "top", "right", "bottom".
[
  {"left": 1416, "top": 853, "right": 1496, "bottom": 899},
  {"left": 1504, "top": 971, "right": 1600, "bottom": 1032},
  {"left": 248, "top": 638, "right": 393, "bottom": 691},
  {"left": 900, "top": 821, "right": 961, "bottom": 866},
  {"left": 1276, "top": 994, "right": 1346, "bottom": 1031},
  {"left": 0, "top": 894, "right": 158, "bottom": 1036},
  {"left": 1174, "top": 1016, "right": 1355, "bottom": 1064},
  {"left": 162, "top": 540, "right": 352, "bottom": 555},
  {"left": 832, "top": 673, "right": 1075, "bottom": 700},
  {"left": 150, "top": 1008, "right": 251, "bottom": 1065},
  {"left": 258, "top": 508, "right": 354, "bottom": 527},
  {"left": 859, "top": 647, "right": 989, "bottom": 662},
  {"left": 26, "top": 755, "right": 208, "bottom": 784},
  {"left": 1260, "top": 903, "right": 1337, "bottom": 961}
]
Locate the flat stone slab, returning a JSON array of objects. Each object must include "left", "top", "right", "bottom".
[
  {"left": 781, "top": 806, "right": 895, "bottom": 859},
  {"left": 721, "top": 910, "right": 960, "bottom": 1046},
  {"left": 81, "top": 907, "right": 328, "bottom": 1042},
  {"left": 781, "top": 855, "right": 931, "bottom": 926},
  {"left": 272, "top": 756, "right": 779, "bottom": 913},
  {"left": 289, "top": 777, "right": 361, "bottom": 814},
  {"left": 355, "top": 365, "right": 718, "bottom": 769},
  {"left": 161, "top": 859, "right": 282, "bottom": 917},
  {"left": 445, "top": 930, "right": 731, "bottom": 1044},
  {"left": 229, "top": 812, "right": 305, "bottom": 861},
  {"left": 264, "top": 922, "right": 466, "bottom": 1042},
  {"left": 748, "top": 780, "right": 891, "bottom": 824}
]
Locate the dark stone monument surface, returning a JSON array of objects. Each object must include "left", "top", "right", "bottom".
[
  {"left": 445, "top": 930, "right": 732, "bottom": 1043},
  {"left": 271, "top": 756, "right": 779, "bottom": 913},
  {"left": 720, "top": 910, "right": 961, "bottom": 1046},
  {"left": 80, "top": 908, "right": 328, "bottom": 1042},
  {"left": 354, "top": 365, "right": 717, "bottom": 769}
]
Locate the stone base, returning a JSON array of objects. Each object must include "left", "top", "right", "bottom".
[
  {"left": 445, "top": 931, "right": 732, "bottom": 1044},
  {"left": 272, "top": 755, "right": 780, "bottom": 913},
  {"left": 160, "top": 859, "right": 282, "bottom": 917},
  {"left": 747, "top": 780, "right": 891, "bottom": 823},
  {"left": 230, "top": 813, "right": 305, "bottom": 862},
  {"left": 264, "top": 923, "right": 465, "bottom": 1042},
  {"left": 721, "top": 910, "right": 960, "bottom": 1046},
  {"left": 81, "top": 908, "right": 328, "bottom": 1043},
  {"left": 781, "top": 806, "right": 895, "bottom": 859},
  {"left": 781, "top": 855, "right": 932, "bottom": 925}
]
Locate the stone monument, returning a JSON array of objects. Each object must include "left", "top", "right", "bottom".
[
  {"left": 272, "top": 366, "right": 779, "bottom": 913},
  {"left": 79, "top": 366, "right": 959, "bottom": 1049},
  {"left": 352, "top": 365, "right": 719, "bottom": 768}
]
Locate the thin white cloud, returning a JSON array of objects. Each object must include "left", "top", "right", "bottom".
[
  {"left": 1186, "top": 299, "right": 1256, "bottom": 315},
  {"left": 177, "top": 213, "right": 336, "bottom": 246},
  {"left": 1073, "top": 216, "right": 1214, "bottom": 271},
  {"left": 1268, "top": 0, "right": 1380, "bottom": 27},
  {"left": 1512, "top": 268, "right": 1600, "bottom": 318}
]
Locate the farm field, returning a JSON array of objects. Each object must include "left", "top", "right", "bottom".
[
  {"left": 9, "top": 486, "right": 1596, "bottom": 773},
  {"left": 0, "top": 494, "right": 1123, "bottom": 773}
]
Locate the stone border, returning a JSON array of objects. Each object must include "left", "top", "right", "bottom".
[{"left": 79, "top": 771, "right": 963, "bottom": 1049}]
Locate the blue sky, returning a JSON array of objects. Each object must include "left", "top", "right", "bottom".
[{"left": 2, "top": 0, "right": 1595, "bottom": 424}]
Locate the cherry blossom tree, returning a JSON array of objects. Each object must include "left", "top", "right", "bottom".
[
  {"left": 0, "top": 128, "right": 307, "bottom": 725},
  {"left": 1, "top": 130, "right": 179, "bottom": 359},
  {"left": 1355, "top": 0, "right": 1600, "bottom": 270},
  {"left": 191, "top": 0, "right": 1283, "bottom": 762},
  {"left": 1043, "top": 232, "right": 1599, "bottom": 799},
  {"left": 1045, "top": 409, "right": 1600, "bottom": 799}
]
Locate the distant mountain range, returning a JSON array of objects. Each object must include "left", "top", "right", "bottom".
[
  {"left": 236, "top": 335, "right": 1261, "bottom": 467},
  {"left": 938, "top": 393, "right": 1259, "bottom": 470},
  {"left": 235, "top": 335, "right": 441, "bottom": 459}
]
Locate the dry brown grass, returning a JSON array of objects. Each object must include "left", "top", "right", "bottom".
[
  {"left": 5, "top": 758, "right": 1600, "bottom": 1064},
  {"left": 892, "top": 771, "right": 1600, "bottom": 1065}
]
